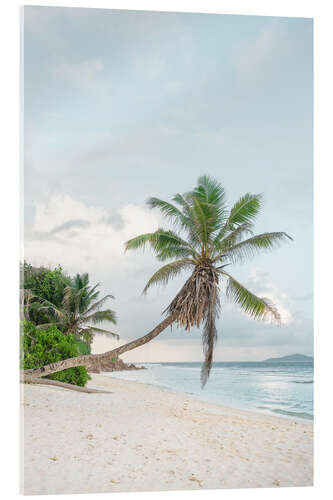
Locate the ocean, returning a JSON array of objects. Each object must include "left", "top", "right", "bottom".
[{"left": 103, "top": 360, "right": 314, "bottom": 421}]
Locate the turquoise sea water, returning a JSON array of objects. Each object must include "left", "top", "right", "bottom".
[{"left": 104, "top": 361, "right": 314, "bottom": 421}]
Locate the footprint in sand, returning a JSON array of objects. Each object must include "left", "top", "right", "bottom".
[{"left": 189, "top": 475, "right": 203, "bottom": 487}]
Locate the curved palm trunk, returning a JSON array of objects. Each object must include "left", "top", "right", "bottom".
[{"left": 22, "top": 312, "right": 177, "bottom": 380}]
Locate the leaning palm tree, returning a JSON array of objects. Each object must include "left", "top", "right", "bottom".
[
  {"left": 23, "top": 176, "right": 291, "bottom": 390},
  {"left": 125, "top": 175, "right": 292, "bottom": 386},
  {"left": 28, "top": 274, "right": 119, "bottom": 344}
]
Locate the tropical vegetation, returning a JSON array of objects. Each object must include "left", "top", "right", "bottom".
[
  {"left": 22, "top": 175, "right": 292, "bottom": 389},
  {"left": 21, "top": 263, "right": 118, "bottom": 387},
  {"left": 124, "top": 175, "right": 292, "bottom": 385},
  {"left": 22, "top": 263, "right": 118, "bottom": 344},
  {"left": 22, "top": 320, "right": 90, "bottom": 386}
]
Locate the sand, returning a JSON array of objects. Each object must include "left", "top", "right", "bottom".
[{"left": 21, "top": 373, "right": 313, "bottom": 495}]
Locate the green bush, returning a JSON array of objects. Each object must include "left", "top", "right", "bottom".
[
  {"left": 22, "top": 263, "right": 71, "bottom": 327},
  {"left": 22, "top": 321, "right": 90, "bottom": 386},
  {"left": 75, "top": 338, "right": 91, "bottom": 355}
]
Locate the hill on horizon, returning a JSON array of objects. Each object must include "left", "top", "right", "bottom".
[{"left": 263, "top": 353, "right": 313, "bottom": 363}]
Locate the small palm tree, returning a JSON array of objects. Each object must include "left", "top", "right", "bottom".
[
  {"left": 125, "top": 175, "right": 292, "bottom": 386},
  {"left": 29, "top": 274, "right": 119, "bottom": 344}
]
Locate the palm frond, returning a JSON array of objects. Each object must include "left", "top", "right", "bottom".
[
  {"left": 84, "top": 326, "right": 120, "bottom": 340},
  {"left": 83, "top": 309, "right": 117, "bottom": 325},
  {"left": 156, "top": 245, "right": 197, "bottom": 262},
  {"left": 124, "top": 232, "right": 159, "bottom": 252},
  {"left": 142, "top": 259, "right": 194, "bottom": 295},
  {"left": 189, "top": 177, "right": 228, "bottom": 242},
  {"left": 215, "top": 193, "right": 262, "bottom": 242},
  {"left": 125, "top": 229, "right": 196, "bottom": 256},
  {"left": 213, "top": 222, "right": 254, "bottom": 254},
  {"left": 223, "top": 232, "right": 293, "bottom": 264},
  {"left": 223, "top": 271, "right": 281, "bottom": 324},
  {"left": 62, "top": 284, "right": 74, "bottom": 311},
  {"left": 146, "top": 197, "right": 191, "bottom": 230},
  {"left": 195, "top": 175, "right": 226, "bottom": 204},
  {"left": 228, "top": 193, "right": 262, "bottom": 226},
  {"left": 30, "top": 295, "right": 66, "bottom": 321},
  {"left": 190, "top": 196, "right": 210, "bottom": 244},
  {"left": 86, "top": 283, "right": 101, "bottom": 301},
  {"left": 84, "top": 294, "right": 115, "bottom": 315},
  {"left": 152, "top": 230, "right": 195, "bottom": 254},
  {"left": 72, "top": 273, "right": 89, "bottom": 290},
  {"left": 172, "top": 193, "right": 202, "bottom": 246},
  {"left": 193, "top": 198, "right": 226, "bottom": 240}
]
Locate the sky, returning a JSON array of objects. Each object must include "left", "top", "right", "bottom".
[{"left": 23, "top": 6, "right": 313, "bottom": 362}]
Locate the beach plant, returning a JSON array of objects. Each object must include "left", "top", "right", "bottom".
[
  {"left": 24, "top": 271, "right": 119, "bottom": 345},
  {"left": 23, "top": 176, "right": 292, "bottom": 391},
  {"left": 22, "top": 263, "right": 71, "bottom": 325},
  {"left": 22, "top": 320, "right": 90, "bottom": 386}
]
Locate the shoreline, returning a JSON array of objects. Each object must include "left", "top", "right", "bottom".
[
  {"left": 101, "top": 368, "right": 314, "bottom": 424},
  {"left": 21, "top": 373, "right": 313, "bottom": 495},
  {"left": 92, "top": 370, "right": 313, "bottom": 425}
]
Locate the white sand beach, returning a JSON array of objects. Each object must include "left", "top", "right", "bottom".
[{"left": 21, "top": 374, "right": 313, "bottom": 495}]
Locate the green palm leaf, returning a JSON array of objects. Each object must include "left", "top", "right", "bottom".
[
  {"left": 142, "top": 259, "right": 195, "bottom": 295},
  {"left": 215, "top": 193, "right": 262, "bottom": 243},
  {"left": 194, "top": 176, "right": 227, "bottom": 229},
  {"left": 172, "top": 193, "right": 203, "bottom": 246},
  {"left": 84, "top": 326, "right": 120, "bottom": 340},
  {"left": 125, "top": 229, "right": 195, "bottom": 255},
  {"left": 223, "top": 232, "right": 292, "bottom": 264},
  {"left": 156, "top": 245, "right": 197, "bottom": 262},
  {"left": 228, "top": 193, "right": 262, "bottom": 226},
  {"left": 83, "top": 309, "right": 117, "bottom": 325},
  {"left": 30, "top": 295, "right": 66, "bottom": 321},
  {"left": 194, "top": 174, "right": 227, "bottom": 207},
  {"left": 147, "top": 197, "right": 191, "bottom": 230},
  {"left": 83, "top": 294, "right": 115, "bottom": 316},
  {"left": 223, "top": 271, "right": 281, "bottom": 324},
  {"left": 193, "top": 176, "right": 227, "bottom": 229},
  {"left": 214, "top": 222, "right": 254, "bottom": 253},
  {"left": 190, "top": 197, "right": 210, "bottom": 244}
]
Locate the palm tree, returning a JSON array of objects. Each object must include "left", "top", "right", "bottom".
[
  {"left": 23, "top": 176, "right": 291, "bottom": 388},
  {"left": 124, "top": 175, "right": 292, "bottom": 386},
  {"left": 28, "top": 273, "right": 119, "bottom": 344}
]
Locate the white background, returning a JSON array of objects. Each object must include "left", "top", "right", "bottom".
[{"left": 0, "top": 0, "right": 332, "bottom": 499}]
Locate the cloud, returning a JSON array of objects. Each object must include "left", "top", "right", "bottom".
[
  {"left": 100, "top": 213, "right": 125, "bottom": 231},
  {"left": 50, "top": 219, "right": 91, "bottom": 234},
  {"left": 25, "top": 194, "right": 162, "bottom": 275},
  {"left": 52, "top": 59, "right": 104, "bottom": 88}
]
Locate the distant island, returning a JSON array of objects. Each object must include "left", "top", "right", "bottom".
[{"left": 263, "top": 354, "right": 314, "bottom": 363}]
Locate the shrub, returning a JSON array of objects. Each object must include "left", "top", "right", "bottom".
[
  {"left": 22, "top": 263, "right": 71, "bottom": 327},
  {"left": 22, "top": 321, "right": 90, "bottom": 386},
  {"left": 75, "top": 339, "right": 91, "bottom": 355}
]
